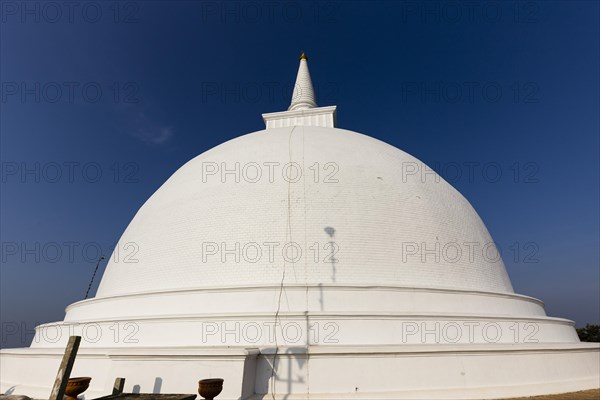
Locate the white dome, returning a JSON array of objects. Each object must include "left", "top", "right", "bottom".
[
  {"left": 96, "top": 126, "right": 513, "bottom": 298},
  {"left": 7, "top": 128, "right": 595, "bottom": 400}
]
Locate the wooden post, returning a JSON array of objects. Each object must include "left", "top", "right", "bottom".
[
  {"left": 49, "top": 336, "right": 81, "bottom": 400},
  {"left": 112, "top": 378, "right": 126, "bottom": 395}
]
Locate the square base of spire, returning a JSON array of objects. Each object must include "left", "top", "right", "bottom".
[{"left": 262, "top": 106, "right": 337, "bottom": 129}]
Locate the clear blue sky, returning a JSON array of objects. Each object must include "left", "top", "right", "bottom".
[{"left": 1, "top": 1, "right": 598, "bottom": 348}]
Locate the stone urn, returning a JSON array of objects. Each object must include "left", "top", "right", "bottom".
[
  {"left": 64, "top": 377, "right": 92, "bottom": 400},
  {"left": 197, "top": 378, "right": 223, "bottom": 400}
]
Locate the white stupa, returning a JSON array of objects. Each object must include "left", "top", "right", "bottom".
[{"left": 1, "top": 54, "right": 598, "bottom": 400}]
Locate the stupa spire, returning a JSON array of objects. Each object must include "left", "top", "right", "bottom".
[
  {"left": 288, "top": 51, "right": 317, "bottom": 111},
  {"left": 262, "top": 53, "right": 336, "bottom": 129}
]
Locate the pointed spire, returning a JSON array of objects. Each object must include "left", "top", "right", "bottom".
[
  {"left": 262, "top": 52, "right": 337, "bottom": 129},
  {"left": 288, "top": 51, "right": 317, "bottom": 111}
]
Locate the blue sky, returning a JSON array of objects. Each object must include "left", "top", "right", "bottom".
[{"left": 1, "top": 1, "right": 598, "bottom": 348}]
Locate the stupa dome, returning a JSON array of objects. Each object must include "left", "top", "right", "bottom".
[{"left": 96, "top": 126, "right": 513, "bottom": 299}]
